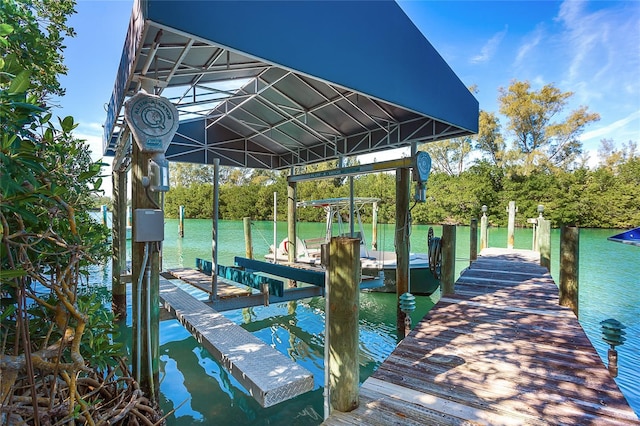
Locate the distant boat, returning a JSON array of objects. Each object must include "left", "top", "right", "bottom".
[
  {"left": 607, "top": 227, "right": 640, "bottom": 247},
  {"left": 265, "top": 197, "right": 440, "bottom": 295}
]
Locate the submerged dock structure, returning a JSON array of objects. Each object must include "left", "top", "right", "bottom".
[
  {"left": 158, "top": 279, "right": 314, "bottom": 407},
  {"left": 323, "top": 248, "right": 639, "bottom": 425}
]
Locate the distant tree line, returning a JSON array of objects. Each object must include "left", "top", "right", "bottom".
[{"left": 162, "top": 80, "right": 638, "bottom": 229}]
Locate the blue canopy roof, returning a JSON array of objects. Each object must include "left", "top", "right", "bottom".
[{"left": 104, "top": 0, "right": 478, "bottom": 170}]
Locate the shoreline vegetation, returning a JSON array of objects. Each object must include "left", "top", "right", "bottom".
[{"left": 147, "top": 152, "right": 639, "bottom": 230}]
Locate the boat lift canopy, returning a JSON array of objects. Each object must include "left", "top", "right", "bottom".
[{"left": 103, "top": 0, "right": 478, "bottom": 171}]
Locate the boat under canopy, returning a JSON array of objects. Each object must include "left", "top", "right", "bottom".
[{"left": 265, "top": 197, "right": 440, "bottom": 295}]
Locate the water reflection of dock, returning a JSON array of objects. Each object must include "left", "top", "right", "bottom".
[{"left": 323, "top": 248, "right": 639, "bottom": 425}]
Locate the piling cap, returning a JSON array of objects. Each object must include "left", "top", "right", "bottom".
[{"left": 600, "top": 318, "right": 626, "bottom": 348}]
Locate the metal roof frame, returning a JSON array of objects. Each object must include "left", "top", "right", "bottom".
[{"left": 104, "top": 0, "right": 478, "bottom": 171}]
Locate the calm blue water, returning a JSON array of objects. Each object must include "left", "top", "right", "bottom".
[{"left": 91, "top": 219, "right": 639, "bottom": 422}]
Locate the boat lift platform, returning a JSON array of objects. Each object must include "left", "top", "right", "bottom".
[
  {"left": 162, "top": 268, "right": 252, "bottom": 298},
  {"left": 159, "top": 279, "right": 314, "bottom": 407}
]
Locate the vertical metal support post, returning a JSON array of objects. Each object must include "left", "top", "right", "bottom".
[
  {"left": 560, "top": 226, "right": 579, "bottom": 317},
  {"left": 243, "top": 217, "right": 253, "bottom": 259},
  {"left": 111, "top": 169, "right": 127, "bottom": 319},
  {"left": 395, "top": 168, "right": 410, "bottom": 340},
  {"left": 470, "top": 218, "right": 478, "bottom": 265},
  {"left": 273, "top": 192, "right": 277, "bottom": 264},
  {"left": 538, "top": 219, "right": 551, "bottom": 270},
  {"left": 349, "top": 176, "right": 355, "bottom": 237},
  {"left": 507, "top": 201, "right": 516, "bottom": 249},
  {"left": 131, "top": 141, "right": 160, "bottom": 401},
  {"left": 480, "top": 206, "right": 488, "bottom": 250},
  {"left": 323, "top": 242, "right": 331, "bottom": 420},
  {"left": 178, "top": 205, "right": 185, "bottom": 238},
  {"left": 287, "top": 177, "right": 297, "bottom": 264},
  {"left": 441, "top": 224, "right": 456, "bottom": 295},
  {"left": 328, "top": 237, "right": 360, "bottom": 413},
  {"left": 210, "top": 158, "right": 219, "bottom": 300},
  {"left": 371, "top": 201, "right": 378, "bottom": 251}
]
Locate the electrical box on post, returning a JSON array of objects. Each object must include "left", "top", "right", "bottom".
[{"left": 134, "top": 209, "right": 165, "bottom": 242}]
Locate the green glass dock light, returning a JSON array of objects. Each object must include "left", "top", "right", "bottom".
[
  {"left": 600, "top": 318, "right": 626, "bottom": 378},
  {"left": 399, "top": 292, "right": 416, "bottom": 337},
  {"left": 399, "top": 292, "right": 416, "bottom": 313}
]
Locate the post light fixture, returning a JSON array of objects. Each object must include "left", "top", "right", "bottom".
[
  {"left": 600, "top": 318, "right": 626, "bottom": 378},
  {"left": 482, "top": 205, "right": 488, "bottom": 216},
  {"left": 399, "top": 292, "right": 416, "bottom": 313},
  {"left": 537, "top": 204, "right": 545, "bottom": 217},
  {"left": 601, "top": 318, "right": 626, "bottom": 348}
]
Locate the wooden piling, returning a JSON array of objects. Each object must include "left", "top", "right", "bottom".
[
  {"left": 441, "top": 224, "right": 456, "bottom": 295},
  {"left": 470, "top": 218, "right": 478, "bottom": 265},
  {"left": 395, "top": 168, "right": 410, "bottom": 339},
  {"left": 131, "top": 141, "right": 160, "bottom": 401},
  {"left": 480, "top": 208, "right": 488, "bottom": 250},
  {"left": 178, "top": 205, "right": 185, "bottom": 237},
  {"left": 560, "top": 226, "right": 579, "bottom": 317},
  {"left": 538, "top": 219, "right": 551, "bottom": 270},
  {"left": 111, "top": 169, "right": 127, "bottom": 319},
  {"left": 507, "top": 201, "right": 516, "bottom": 249},
  {"left": 533, "top": 206, "right": 544, "bottom": 252},
  {"left": 328, "top": 237, "right": 360, "bottom": 413},
  {"left": 243, "top": 217, "right": 253, "bottom": 259}
]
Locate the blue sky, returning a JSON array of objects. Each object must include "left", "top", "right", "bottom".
[{"left": 57, "top": 0, "right": 640, "bottom": 193}]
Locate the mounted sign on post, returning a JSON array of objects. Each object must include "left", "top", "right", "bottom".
[{"left": 124, "top": 90, "right": 179, "bottom": 193}]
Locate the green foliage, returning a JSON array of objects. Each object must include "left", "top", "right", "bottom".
[
  {"left": 420, "top": 136, "right": 473, "bottom": 176},
  {"left": 76, "top": 292, "right": 124, "bottom": 371},
  {"left": 0, "top": 0, "right": 76, "bottom": 99},
  {"left": 164, "top": 153, "right": 639, "bottom": 229},
  {"left": 498, "top": 80, "right": 600, "bottom": 170},
  {"left": 1, "top": 11, "right": 130, "bottom": 421}
]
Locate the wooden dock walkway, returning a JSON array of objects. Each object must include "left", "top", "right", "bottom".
[
  {"left": 158, "top": 279, "right": 314, "bottom": 407},
  {"left": 323, "top": 248, "right": 639, "bottom": 425}
]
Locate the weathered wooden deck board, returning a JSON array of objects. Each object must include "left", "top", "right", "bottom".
[
  {"left": 163, "top": 268, "right": 251, "bottom": 298},
  {"left": 323, "top": 248, "right": 639, "bottom": 425},
  {"left": 158, "top": 279, "right": 314, "bottom": 407}
]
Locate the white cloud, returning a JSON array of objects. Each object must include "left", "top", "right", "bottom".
[
  {"left": 580, "top": 110, "right": 640, "bottom": 144},
  {"left": 470, "top": 26, "right": 508, "bottom": 64},
  {"left": 514, "top": 24, "right": 544, "bottom": 68},
  {"left": 555, "top": 0, "right": 640, "bottom": 105}
]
